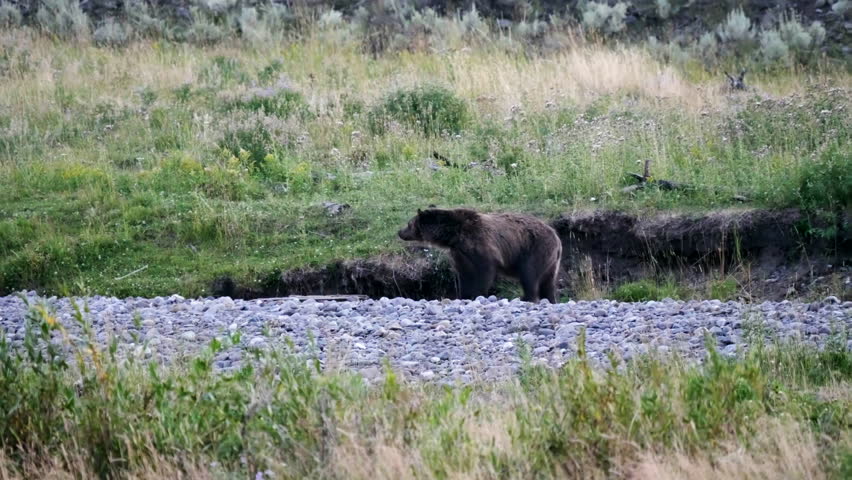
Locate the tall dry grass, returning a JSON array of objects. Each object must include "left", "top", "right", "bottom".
[
  {"left": 632, "top": 419, "right": 828, "bottom": 480},
  {"left": 3, "top": 27, "right": 830, "bottom": 122}
]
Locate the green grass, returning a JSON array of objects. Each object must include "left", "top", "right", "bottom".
[
  {"left": 0, "top": 299, "right": 849, "bottom": 478},
  {"left": 0, "top": 28, "right": 849, "bottom": 297},
  {"left": 610, "top": 279, "right": 688, "bottom": 302}
]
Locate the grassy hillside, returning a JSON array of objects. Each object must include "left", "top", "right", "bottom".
[{"left": 0, "top": 23, "right": 849, "bottom": 297}]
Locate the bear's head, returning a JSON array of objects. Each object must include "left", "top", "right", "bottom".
[{"left": 398, "top": 208, "right": 479, "bottom": 247}]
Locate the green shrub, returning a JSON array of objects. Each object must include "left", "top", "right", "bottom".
[
  {"left": 342, "top": 96, "right": 365, "bottom": 119},
  {"left": 368, "top": 85, "right": 469, "bottom": 137},
  {"left": 798, "top": 144, "right": 852, "bottom": 212},
  {"left": 219, "top": 122, "right": 276, "bottom": 173},
  {"left": 257, "top": 60, "right": 284, "bottom": 86},
  {"left": 496, "top": 144, "right": 527, "bottom": 176}
]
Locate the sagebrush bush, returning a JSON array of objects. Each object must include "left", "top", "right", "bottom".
[
  {"left": 240, "top": 6, "right": 291, "bottom": 44},
  {"left": 582, "top": 1, "right": 628, "bottom": 35},
  {"left": 716, "top": 8, "right": 753, "bottom": 49},
  {"left": 0, "top": 4, "right": 22, "bottom": 28},
  {"left": 647, "top": 36, "right": 690, "bottom": 65},
  {"left": 695, "top": 31, "right": 719, "bottom": 65},
  {"left": 833, "top": 0, "right": 851, "bottom": 15},
  {"left": 93, "top": 18, "right": 131, "bottom": 47},
  {"left": 35, "top": 0, "right": 89, "bottom": 41},
  {"left": 318, "top": 9, "right": 344, "bottom": 29},
  {"left": 186, "top": 12, "right": 227, "bottom": 45},
  {"left": 259, "top": 3, "right": 295, "bottom": 33},
  {"left": 369, "top": 85, "right": 469, "bottom": 137},
  {"left": 779, "top": 15, "right": 814, "bottom": 52},
  {"left": 759, "top": 30, "right": 790, "bottom": 65},
  {"left": 461, "top": 4, "right": 488, "bottom": 36},
  {"left": 123, "top": 0, "right": 165, "bottom": 38},
  {"left": 808, "top": 21, "right": 827, "bottom": 47},
  {"left": 514, "top": 19, "right": 548, "bottom": 44}
]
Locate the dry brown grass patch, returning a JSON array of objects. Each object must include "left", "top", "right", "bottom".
[{"left": 631, "top": 419, "right": 826, "bottom": 480}]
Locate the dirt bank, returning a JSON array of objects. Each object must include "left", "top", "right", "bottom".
[{"left": 214, "top": 208, "right": 851, "bottom": 301}]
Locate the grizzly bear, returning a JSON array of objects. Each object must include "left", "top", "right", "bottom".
[{"left": 398, "top": 207, "right": 562, "bottom": 303}]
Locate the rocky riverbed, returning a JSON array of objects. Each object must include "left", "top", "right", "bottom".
[{"left": 1, "top": 292, "right": 850, "bottom": 383}]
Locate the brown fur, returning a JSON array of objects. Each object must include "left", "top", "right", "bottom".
[{"left": 398, "top": 207, "right": 562, "bottom": 303}]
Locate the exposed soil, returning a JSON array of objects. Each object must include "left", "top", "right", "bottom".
[
  {"left": 214, "top": 208, "right": 851, "bottom": 302},
  {"left": 212, "top": 251, "right": 458, "bottom": 301},
  {"left": 552, "top": 208, "right": 851, "bottom": 301}
]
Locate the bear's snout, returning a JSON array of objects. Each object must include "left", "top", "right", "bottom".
[{"left": 398, "top": 229, "right": 410, "bottom": 240}]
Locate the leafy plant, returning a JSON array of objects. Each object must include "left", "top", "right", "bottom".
[{"left": 369, "top": 85, "right": 469, "bottom": 137}]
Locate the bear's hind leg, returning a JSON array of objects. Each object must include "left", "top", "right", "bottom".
[{"left": 519, "top": 264, "right": 541, "bottom": 303}]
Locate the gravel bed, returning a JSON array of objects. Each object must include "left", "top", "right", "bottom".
[{"left": 1, "top": 293, "right": 850, "bottom": 383}]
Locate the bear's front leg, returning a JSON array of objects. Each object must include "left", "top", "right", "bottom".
[{"left": 451, "top": 251, "right": 496, "bottom": 300}]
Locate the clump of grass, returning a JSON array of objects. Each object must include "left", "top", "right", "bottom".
[
  {"left": 198, "top": 55, "right": 250, "bottom": 88},
  {"left": 0, "top": 302, "right": 848, "bottom": 478},
  {"left": 610, "top": 279, "right": 685, "bottom": 302},
  {"left": 369, "top": 85, "right": 469, "bottom": 137},
  {"left": 709, "top": 276, "right": 739, "bottom": 301},
  {"left": 224, "top": 86, "right": 311, "bottom": 120}
]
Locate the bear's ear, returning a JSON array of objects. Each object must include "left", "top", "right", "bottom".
[
  {"left": 417, "top": 208, "right": 422, "bottom": 215},
  {"left": 428, "top": 204, "right": 436, "bottom": 208}
]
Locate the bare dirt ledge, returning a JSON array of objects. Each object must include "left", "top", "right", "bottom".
[{"left": 214, "top": 209, "right": 851, "bottom": 302}]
